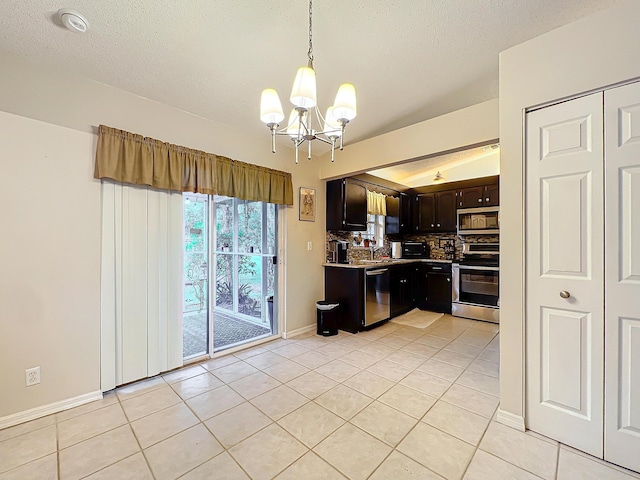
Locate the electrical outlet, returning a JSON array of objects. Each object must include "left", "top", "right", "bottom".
[
  {"left": 25, "top": 367, "right": 40, "bottom": 387},
  {"left": 307, "top": 241, "right": 313, "bottom": 251}
]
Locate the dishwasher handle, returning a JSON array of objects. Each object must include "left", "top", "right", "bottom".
[{"left": 366, "top": 269, "right": 388, "bottom": 276}]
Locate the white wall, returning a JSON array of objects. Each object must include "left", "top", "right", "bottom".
[
  {"left": 0, "top": 112, "right": 101, "bottom": 418},
  {"left": 319, "top": 99, "right": 499, "bottom": 179},
  {"left": 499, "top": 0, "right": 640, "bottom": 419},
  {"left": 0, "top": 52, "right": 326, "bottom": 419}
]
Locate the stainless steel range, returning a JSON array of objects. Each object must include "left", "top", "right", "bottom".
[{"left": 452, "top": 242, "right": 500, "bottom": 323}]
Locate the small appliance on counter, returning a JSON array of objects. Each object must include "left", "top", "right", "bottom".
[
  {"left": 402, "top": 241, "right": 430, "bottom": 259},
  {"left": 327, "top": 240, "right": 349, "bottom": 264},
  {"left": 391, "top": 241, "right": 402, "bottom": 259}
]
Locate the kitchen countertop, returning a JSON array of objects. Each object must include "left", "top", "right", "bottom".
[{"left": 323, "top": 258, "right": 454, "bottom": 269}]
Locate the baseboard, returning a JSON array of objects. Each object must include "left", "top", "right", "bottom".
[
  {"left": 0, "top": 390, "right": 103, "bottom": 430},
  {"left": 496, "top": 408, "right": 526, "bottom": 432},
  {"left": 283, "top": 324, "right": 315, "bottom": 339}
]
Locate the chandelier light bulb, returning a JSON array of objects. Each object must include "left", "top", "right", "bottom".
[
  {"left": 323, "top": 107, "right": 343, "bottom": 138},
  {"left": 286, "top": 109, "right": 307, "bottom": 138},
  {"left": 290, "top": 66, "right": 317, "bottom": 109},
  {"left": 332, "top": 83, "right": 357, "bottom": 121},
  {"left": 260, "top": 89, "right": 285, "bottom": 125}
]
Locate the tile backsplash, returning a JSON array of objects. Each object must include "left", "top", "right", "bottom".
[{"left": 325, "top": 230, "right": 498, "bottom": 263}]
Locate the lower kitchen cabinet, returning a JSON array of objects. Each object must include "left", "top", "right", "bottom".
[
  {"left": 324, "top": 261, "right": 453, "bottom": 334},
  {"left": 418, "top": 263, "right": 452, "bottom": 313},
  {"left": 324, "top": 267, "right": 365, "bottom": 333},
  {"left": 390, "top": 264, "right": 419, "bottom": 317}
]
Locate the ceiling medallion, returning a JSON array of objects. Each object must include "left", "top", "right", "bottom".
[{"left": 259, "top": 0, "right": 357, "bottom": 164}]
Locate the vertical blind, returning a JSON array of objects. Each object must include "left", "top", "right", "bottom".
[{"left": 100, "top": 181, "right": 183, "bottom": 390}]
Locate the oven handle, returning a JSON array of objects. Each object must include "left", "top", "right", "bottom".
[
  {"left": 452, "top": 264, "right": 460, "bottom": 303},
  {"left": 459, "top": 265, "right": 499, "bottom": 271},
  {"left": 366, "top": 269, "right": 388, "bottom": 276}
]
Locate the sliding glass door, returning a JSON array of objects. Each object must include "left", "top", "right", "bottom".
[
  {"left": 213, "top": 196, "right": 278, "bottom": 352},
  {"left": 182, "top": 194, "right": 278, "bottom": 360},
  {"left": 182, "top": 194, "right": 210, "bottom": 360}
]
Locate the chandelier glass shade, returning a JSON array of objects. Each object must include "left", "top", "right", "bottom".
[{"left": 259, "top": 0, "right": 357, "bottom": 163}]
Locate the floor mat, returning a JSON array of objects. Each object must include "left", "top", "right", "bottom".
[{"left": 390, "top": 308, "right": 443, "bottom": 328}]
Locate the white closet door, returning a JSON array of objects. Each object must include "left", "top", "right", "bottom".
[
  {"left": 525, "top": 92, "right": 604, "bottom": 457},
  {"left": 604, "top": 81, "right": 640, "bottom": 473}
]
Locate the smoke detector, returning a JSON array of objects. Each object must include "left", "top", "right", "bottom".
[{"left": 57, "top": 9, "right": 89, "bottom": 33}]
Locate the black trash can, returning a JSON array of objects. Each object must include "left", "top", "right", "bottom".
[{"left": 316, "top": 301, "right": 340, "bottom": 336}]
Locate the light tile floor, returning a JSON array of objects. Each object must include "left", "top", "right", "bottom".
[{"left": 2, "top": 315, "right": 639, "bottom": 479}]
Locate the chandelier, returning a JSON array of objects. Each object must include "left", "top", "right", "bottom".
[{"left": 259, "top": 0, "right": 357, "bottom": 164}]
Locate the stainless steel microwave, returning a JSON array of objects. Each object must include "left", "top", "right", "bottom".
[{"left": 457, "top": 206, "right": 500, "bottom": 235}]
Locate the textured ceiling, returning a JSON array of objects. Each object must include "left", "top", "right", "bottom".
[{"left": 0, "top": 0, "right": 625, "bottom": 151}]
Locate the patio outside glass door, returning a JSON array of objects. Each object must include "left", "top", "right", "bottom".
[{"left": 213, "top": 196, "right": 278, "bottom": 352}]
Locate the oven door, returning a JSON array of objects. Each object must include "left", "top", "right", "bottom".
[{"left": 457, "top": 265, "right": 499, "bottom": 307}]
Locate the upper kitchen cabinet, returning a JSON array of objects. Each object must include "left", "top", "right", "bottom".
[
  {"left": 458, "top": 183, "right": 499, "bottom": 208},
  {"left": 386, "top": 193, "right": 412, "bottom": 235},
  {"left": 326, "top": 178, "right": 367, "bottom": 231},
  {"left": 413, "top": 190, "right": 456, "bottom": 233}
]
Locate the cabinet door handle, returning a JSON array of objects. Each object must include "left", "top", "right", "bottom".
[
  {"left": 431, "top": 224, "right": 434, "bottom": 227},
  {"left": 478, "top": 198, "right": 483, "bottom": 203},
  {"left": 437, "top": 223, "right": 441, "bottom": 227},
  {"left": 486, "top": 197, "right": 490, "bottom": 202},
  {"left": 446, "top": 277, "right": 451, "bottom": 282}
]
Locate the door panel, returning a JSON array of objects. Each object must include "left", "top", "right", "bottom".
[
  {"left": 604, "top": 81, "right": 640, "bottom": 473},
  {"left": 620, "top": 167, "right": 640, "bottom": 282},
  {"left": 540, "top": 308, "right": 591, "bottom": 416},
  {"left": 526, "top": 92, "right": 604, "bottom": 457},
  {"left": 541, "top": 172, "right": 591, "bottom": 277}
]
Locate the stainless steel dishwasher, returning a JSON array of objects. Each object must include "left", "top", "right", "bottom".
[{"left": 364, "top": 268, "right": 390, "bottom": 326}]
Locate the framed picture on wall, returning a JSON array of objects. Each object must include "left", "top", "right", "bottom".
[{"left": 299, "top": 187, "right": 316, "bottom": 222}]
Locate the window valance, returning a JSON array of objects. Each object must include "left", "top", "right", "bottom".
[
  {"left": 93, "top": 125, "right": 294, "bottom": 205},
  {"left": 367, "top": 189, "right": 387, "bottom": 216}
]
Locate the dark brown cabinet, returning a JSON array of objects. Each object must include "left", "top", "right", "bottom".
[
  {"left": 390, "top": 264, "right": 419, "bottom": 318},
  {"left": 413, "top": 193, "right": 435, "bottom": 232},
  {"left": 436, "top": 191, "right": 457, "bottom": 231},
  {"left": 326, "top": 179, "right": 368, "bottom": 231},
  {"left": 484, "top": 183, "right": 500, "bottom": 206},
  {"left": 418, "top": 263, "right": 452, "bottom": 313},
  {"left": 384, "top": 196, "right": 400, "bottom": 235},
  {"left": 458, "top": 183, "right": 499, "bottom": 208},
  {"left": 413, "top": 190, "right": 456, "bottom": 232},
  {"left": 324, "top": 267, "right": 365, "bottom": 333},
  {"left": 399, "top": 193, "right": 412, "bottom": 234}
]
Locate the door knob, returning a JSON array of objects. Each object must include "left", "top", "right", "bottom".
[{"left": 560, "top": 290, "right": 571, "bottom": 299}]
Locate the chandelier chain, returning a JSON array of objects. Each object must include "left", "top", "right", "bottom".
[{"left": 307, "top": 0, "right": 314, "bottom": 66}]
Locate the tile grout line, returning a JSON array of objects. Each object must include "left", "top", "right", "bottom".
[
  {"left": 56, "top": 413, "right": 61, "bottom": 480},
  {"left": 117, "top": 388, "right": 158, "bottom": 480}
]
